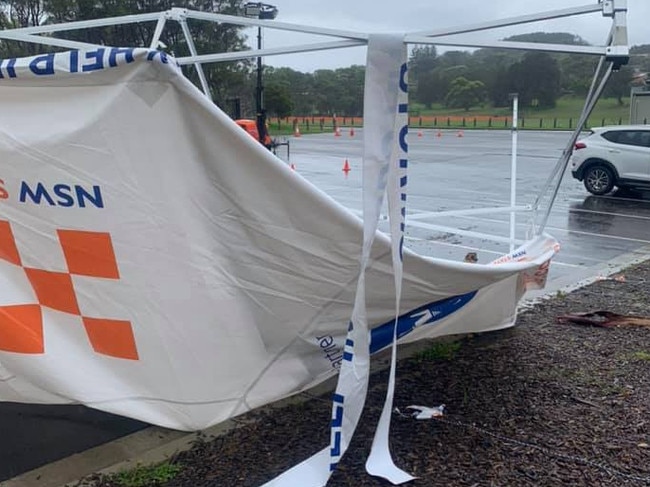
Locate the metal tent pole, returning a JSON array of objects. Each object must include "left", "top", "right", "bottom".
[
  {"left": 534, "top": 63, "right": 613, "bottom": 235},
  {"left": 176, "top": 11, "right": 212, "bottom": 99},
  {"left": 509, "top": 93, "right": 519, "bottom": 252}
]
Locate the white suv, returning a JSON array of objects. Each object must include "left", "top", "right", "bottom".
[{"left": 570, "top": 125, "right": 650, "bottom": 195}]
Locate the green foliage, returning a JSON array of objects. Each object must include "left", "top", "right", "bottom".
[
  {"left": 0, "top": 0, "right": 252, "bottom": 109},
  {"left": 264, "top": 84, "right": 293, "bottom": 118},
  {"left": 265, "top": 65, "right": 365, "bottom": 116},
  {"left": 410, "top": 33, "right": 647, "bottom": 112},
  {"left": 2, "top": 7, "right": 645, "bottom": 121},
  {"left": 420, "top": 65, "right": 468, "bottom": 107},
  {"left": 604, "top": 65, "right": 635, "bottom": 105},
  {"left": 409, "top": 45, "right": 438, "bottom": 79},
  {"left": 505, "top": 31, "right": 589, "bottom": 46},
  {"left": 415, "top": 341, "right": 461, "bottom": 361},
  {"left": 409, "top": 45, "right": 436, "bottom": 103},
  {"left": 631, "top": 351, "right": 650, "bottom": 361},
  {"left": 509, "top": 52, "right": 562, "bottom": 108},
  {"left": 265, "top": 66, "right": 313, "bottom": 114},
  {"left": 444, "top": 76, "right": 486, "bottom": 111},
  {"left": 109, "top": 462, "right": 183, "bottom": 487}
]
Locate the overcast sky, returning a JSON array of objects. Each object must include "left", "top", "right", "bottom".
[{"left": 245, "top": 0, "right": 649, "bottom": 72}]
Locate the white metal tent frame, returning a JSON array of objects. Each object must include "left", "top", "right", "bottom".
[{"left": 0, "top": 0, "right": 629, "bottom": 248}]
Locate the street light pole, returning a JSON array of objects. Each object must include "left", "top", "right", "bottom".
[
  {"left": 244, "top": 2, "right": 278, "bottom": 148},
  {"left": 256, "top": 25, "right": 263, "bottom": 118}
]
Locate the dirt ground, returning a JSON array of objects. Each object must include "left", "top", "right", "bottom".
[{"left": 79, "top": 260, "right": 650, "bottom": 487}]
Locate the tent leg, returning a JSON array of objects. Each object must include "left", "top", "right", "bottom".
[{"left": 531, "top": 58, "right": 613, "bottom": 236}]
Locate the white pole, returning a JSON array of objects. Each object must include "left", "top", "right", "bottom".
[
  {"left": 148, "top": 13, "right": 168, "bottom": 49},
  {"left": 509, "top": 93, "right": 519, "bottom": 252},
  {"left": 178, "top": 18, "right": 212, "bottom": 99}
]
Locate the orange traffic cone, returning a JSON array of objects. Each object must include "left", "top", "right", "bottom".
[
  {"left": 417, "top": 131, "right": 423, "bottom": 137},
  {"left": 457, "top": 130, "right": 464, "bottom": 137},
  {"left": 342, "top": 158, "right": 351, "bottom": 174},
  {"left": 335, "top": 127, "right": 341, "bottom": 137},
  {"left": 350, "top": 127, "right": 355, "bottom": 137},
  {"left": 294, "top": 127, "right": 301, "bottom": 137},
  {"left": 436, "top": 130, "right": 442, "bottom": 137}
]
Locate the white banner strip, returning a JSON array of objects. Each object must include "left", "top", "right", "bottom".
[
  {"left": 261, "top": 33, "right": 406, "bottom": 487},
  {"left": 365, "top": 36, "right": 415, "bottom": 485}
]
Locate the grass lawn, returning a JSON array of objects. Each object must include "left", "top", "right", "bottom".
[
  {"left": 267, "top": 96, "right": 634, "bottom": 136},
  {"left": 408, "top": 96, "right": 631, "bottom": 129}
]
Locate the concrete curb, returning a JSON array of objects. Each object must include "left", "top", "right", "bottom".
[{"left": 0, "top": 427, "right": 188, "bottom": 487}]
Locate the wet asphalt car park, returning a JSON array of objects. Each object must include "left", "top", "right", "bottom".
[
  {"left": 285, "top": 129, "right": 650, "bottom": 287},
  {"left": 3, "top": 128, "right": 650, "bottom": 483}
]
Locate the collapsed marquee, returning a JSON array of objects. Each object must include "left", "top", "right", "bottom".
[
  {"left": 0, "top": 44, "right": 554, "bottom": 427},
  {"left": 0, "top": 2, "right": 628, "bottom": 485}
]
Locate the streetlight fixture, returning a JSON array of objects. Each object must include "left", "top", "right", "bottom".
[{"left": 244, "top": 2, "right": 278, "bottom": 148}]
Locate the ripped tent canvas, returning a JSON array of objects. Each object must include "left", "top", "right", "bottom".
[{"left": 0, "top": 49, "right": 556, "bottom": 431}]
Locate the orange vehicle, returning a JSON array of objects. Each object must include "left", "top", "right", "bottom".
[
  {"left": 235, "top": 118, "right": 273, "bottom": 149},
  {"left": 235, "top": 119, "right": 259, "bottom": 141}
]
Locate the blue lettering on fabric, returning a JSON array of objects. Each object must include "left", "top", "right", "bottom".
[
  {"left": 29, "top": 53, "right": 55, "bottom": 76},
  {"left": 4, "top": 48, "right": 164, "bottom": 79},
  {"left": 0, "top": 58, "right": 17, "bottom": 78},
  {"left": 369, "top": 291, "right": 477, "bottom": 354},
  {"left": 315, "top": 334, "right": 344, "bottom": 370},
  {"left": 397, "top": 62, "right": 409, "bottom": 261},
  {"left": 82, "top": 48, "right": 106, "bottom": 72},
  {"left": 18, "top": 181, "right": 104, "bottom": 208},
  {"left": 147, "top": 50, "right": 169, "bottom": 64},
  {"left": 329, "top": 393, "right": 345, "bottom": 470},
  {"left": 109, "top": 48, "right": 135, "bottom": 67},
  {"left": 399, "top": 125, "right": 408, "bottom": 153},
  {"left": 69, "top": 51, "right": 79, "bottom": 73},
  {"left": 19, "top": 182, "right": 55, "bottom": 206}
]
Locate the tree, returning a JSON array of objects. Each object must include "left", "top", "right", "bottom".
[
  {"left": 265, "top": 67, "right": 314, "bottom": 115},
  {"left": 505, "top": 31, "right": 589, "bottom": 46},
  {"left": 312, "top": 69, "right": 340, "bottom": 114},
  {"left": 559, "top": 54, "right": 598, "bottom": 96},
  {"left": 442, "top": 33, "right": 588, "bottom": 107},
  {"left": 444, "top": 76, "right": 486, "bottom": 111},
  {"left": 409, "top": 45, "right": 437, "bottom": 102},
  {"left": 509, "top": 52, "right": 561, "bottom": 108},
  {"left": 487, "top": 65, "right": 512, "bottom": 107},
  {"left": 411, "top": 50, "right": 472, "bottom": 107},
  {"left": 0, "top": 0, "right": 252, "bottom": 109},
  {"left": 264, "top": 84, "right": 292, "bottom": 118},
  {"left": 603, "top": 65, "right": 634, "bottom": 105},
  {"left": 410, "top": 45, "right": 437, "bottom": 78},
  {"left": 308, "top": 66, "right": 364, "bottom": 116},
  {"left": 631, "top": 45, "right": 650, "bottom": 74},
  {"left": 472, "top": 49, "right": 518, "bottom": 107},
  {"left": 334, "top": 65, "right": 364, "bottom": 116}
]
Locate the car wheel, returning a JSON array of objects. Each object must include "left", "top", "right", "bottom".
[{"left": 583, "top": 165, "right": 615, "bottom": 195}]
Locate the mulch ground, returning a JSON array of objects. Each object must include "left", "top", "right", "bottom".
[{"left": 80, "top": 260, "right": 650, "bottom": 487}]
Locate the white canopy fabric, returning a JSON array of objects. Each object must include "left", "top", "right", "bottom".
[{"left": 0, "top": 48, "right": 556, "bottom": 433}]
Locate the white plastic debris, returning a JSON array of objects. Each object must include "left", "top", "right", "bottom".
[{"left": 405, "top": 404, "right": 446, "bottom": 420}]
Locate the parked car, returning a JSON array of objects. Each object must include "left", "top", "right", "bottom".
[{"left": 570, "top": 125, "right": 650, "bottom": 195}]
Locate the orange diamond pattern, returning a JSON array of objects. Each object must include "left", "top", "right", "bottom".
[
  {"left": 25, "top": 268, "right": 80, "bottom": 315},
  {"left": 0, "top": 220, "right": 21, "bottom": 265},
  {"left": 0, "top": 220, "right": 138, "bottom": 360},
  {"left": 58, "top": 230, "right": 120, "bottom": 279},
  {"left": 83, "top": 317, "right": 139, "bottom": 360},
  {"left": 0, "top": 304, "right": 43, "bottom": 354}
]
